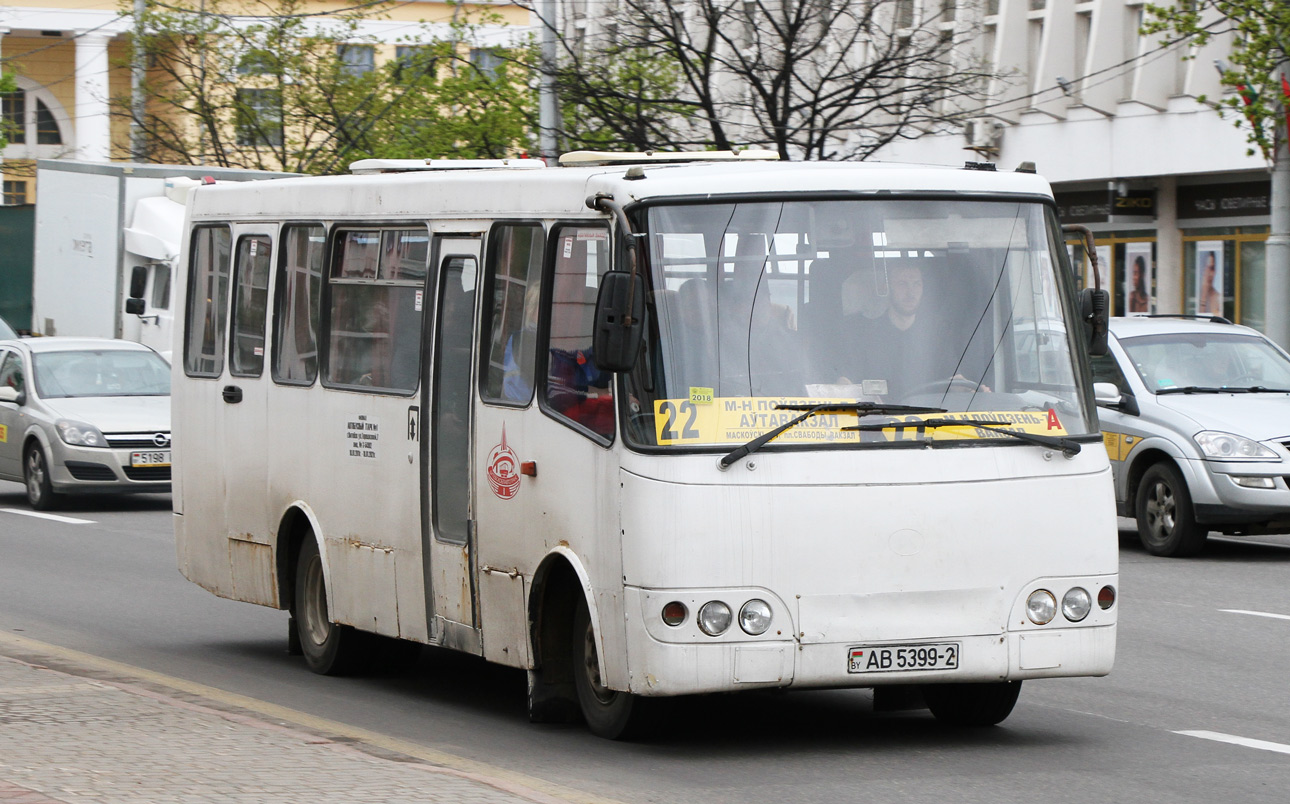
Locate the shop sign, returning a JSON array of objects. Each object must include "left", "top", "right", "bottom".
[
  {"left": 1055, "top": 189, "right": 1155, "bottom": 223},
  {"left": 1176, "top": 181, "right": 1271, "bottom": 219}
]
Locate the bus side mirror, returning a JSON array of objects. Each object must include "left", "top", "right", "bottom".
[
  {"left": 125, "top": 297, "right": 146, "bottom": 315},
  {"left": 128, "top": 264, "right": 148, "bottom": 300},
  {"left": 592, "top": 271, "right": 645, "bottom": 373},
  {"left": 1080, "top": 288, "right": 1109, "bottom": 356}
]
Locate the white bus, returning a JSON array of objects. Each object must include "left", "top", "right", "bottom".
[{"left": 173, "top": 152, "right": 1118, "bottom": 738}]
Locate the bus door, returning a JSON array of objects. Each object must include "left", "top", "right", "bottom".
[
  {"left": 220, "top": 227, "right": 276, "bottom": 606},
  {"left": 423, "top": 235, "right": 482, "bottom": 652}
]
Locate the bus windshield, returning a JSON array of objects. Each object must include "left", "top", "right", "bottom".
[{"left": 624, "top": 198, "right": 1095, "bottom": 449}]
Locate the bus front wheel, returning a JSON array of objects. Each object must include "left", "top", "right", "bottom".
[
  {"left": 922, "top": 681, "right": 1021, "bottom": 727},
  {"left": 294, "top": 537, "right": 366, "bottom": 675},
  {"left": 572, "top": 597, "right": 641, "bottom": 739}
]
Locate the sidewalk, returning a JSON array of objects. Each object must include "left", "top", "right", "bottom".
[{"left": 0, "top": 649, "right": 589, "bottom": 804}]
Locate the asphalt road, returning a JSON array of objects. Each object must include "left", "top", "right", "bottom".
[{"left": 2, "top": 479, "right": 1290, "bottom": 804}]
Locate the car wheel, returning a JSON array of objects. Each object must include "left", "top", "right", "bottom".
[
  {"left": 294, "top": 537, "right": 369, "bottom": 675},
  {"left": 572, "top": 596, "right": 645, "bottom": 739},
  {"left": 24, "top": 443, "right": 58, "bottom": 511},
  {"left": 1136, "top": 462, "right": 1206, "bottom": 557},
  {"left": 922, "top": 681, "right": 1022, "bottom": 727}
]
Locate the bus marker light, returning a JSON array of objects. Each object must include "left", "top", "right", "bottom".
[
  {"left": 1098, "top": 586, "right": 1116, "bottom": 610},
  {"left": 1026, "top": 590, "right": 1056, "bottom": 625},
  {"left": 698, "top": 601, "right": 732, "bottom": 636},
  {"left": 662, "top": 601, "right": 687, "bottom": 626}
]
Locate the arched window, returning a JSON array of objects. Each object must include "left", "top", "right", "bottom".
[{"left": 1, "top": 81, "right": 68, "bottom": 154}]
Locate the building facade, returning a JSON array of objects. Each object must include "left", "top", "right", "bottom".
[
  {"left": 871, "top": 0, "right": 1271, "bottom": 332},
  {"left": 0, "top": 0, "right": 529, "bottom": 202}
]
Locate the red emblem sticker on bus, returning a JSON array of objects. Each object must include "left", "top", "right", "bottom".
[{"left": 486, "top": 426, "right": 521, "bottom": 500}]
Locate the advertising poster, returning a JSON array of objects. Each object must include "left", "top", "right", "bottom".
[
  {"left": 1195, "top": 241, "right": 1224, "bottom": 316},
  {"left": 1124, "top": 242, "right": 1153, "bottom": 314}
]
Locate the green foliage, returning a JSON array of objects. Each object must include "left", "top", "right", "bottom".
[
  {"left": 118, "top": 0, "right": 534, "bottom": 173},
  {"left": 556, "top": 44, "right": 693, "bottom": 151},
  {"left": 1143, "top": 0, "right": 1290, "bottom": 160},
  {"left": 0, "top": 71, "right": 15, "bottom": 150}
]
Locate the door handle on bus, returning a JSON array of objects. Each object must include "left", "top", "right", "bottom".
[{"left": 222, "top": 385, "right": 243, "bottom": 404}]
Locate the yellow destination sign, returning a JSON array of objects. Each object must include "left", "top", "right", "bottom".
[{"left": 653, "top": 397, "right": 1068, "bottom": 446}]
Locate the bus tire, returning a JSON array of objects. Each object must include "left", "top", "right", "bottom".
[
  {"left": 294, "top": 537, "right": 366, "bottom": 675},
  {"left": 572, "top": 596, "right": 641, "bottom": 739},
  {"left": 24, "top": 443, "right": 58, "bottom": 511},
  {"left": 1135, "top": 462, "right": 1206, "bottom": 557},
  {"left": 922, "top": 681, "right": 1021, "bottom": 727}
]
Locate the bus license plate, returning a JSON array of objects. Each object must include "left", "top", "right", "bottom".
[
  {"left": 131, "top": 450, "right": 171, "bottom": 468},
  {"left": 847, "top": 643, "right": 959, "bottom": 674}
]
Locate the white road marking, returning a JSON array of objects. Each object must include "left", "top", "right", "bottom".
[
  {"left": 0, "top": 508, "right": 94, "bottom": 525},
  {"left": 1220, "top": 608, "right": 1290, "bottom": 621},
  {"left": 1176, "top": 730, "right": 1290, "bottom": 756}
]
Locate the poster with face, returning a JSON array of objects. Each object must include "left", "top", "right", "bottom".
[
  {"left": 1196, "top": 241, "right": 1224, "bottom": 316},
  {"left": 1124, "top": 242, "right": 1153, "bottom": 314}
]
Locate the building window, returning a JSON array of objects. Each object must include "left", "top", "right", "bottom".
[
  {"left": 1, "top": 92, "right": 25, "bottom": 144},
  {"left": 338, "top": 45, "right": 375, "bottom": 77},
  {"left": 3, "top": 180, "right": 27, "bottom": 205},
  {"left": 470, "top": 48, "right": 505, "bottom": 79},
  {"left": 394, "top": 46, "right": 436, "bottom": 82},
  {"left": 35, "top": 99, "right": 61, "bottom": 145},
  {"left": 235, "top": 88, "right": 283, "bottom": 147}
]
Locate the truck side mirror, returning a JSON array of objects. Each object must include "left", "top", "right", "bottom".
[
  {"left": 128, "top": 264, "right": 148, "bottom": 300},
  {"left": 125, "top": 297, "right": 146, "bottom": 315},
  {"left": 1080, "top": 288, "right": 1109, "bottom": 356},
  {"left": 592, "top": 271, "right": 645, "bottom": 373}
]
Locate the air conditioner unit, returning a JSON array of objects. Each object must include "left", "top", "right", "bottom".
[{"left": 963, "top": 117, "right": 1003, "bottom": 151}]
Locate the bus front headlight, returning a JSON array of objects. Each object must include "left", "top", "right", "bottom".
[
  {"left": 738, "top": 599, "right": 773, "bottom": 635},
  {"left": 1026, "top": 590, "right": 1057, "bottom": 625},
  {"left": 1062, "top": 587, "right": 1092, "bottom": 622},
  {"left": 697, "top": 601, "right": 732, "bottom": 636}
]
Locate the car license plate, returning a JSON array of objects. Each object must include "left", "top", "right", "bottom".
[
  {"left": 847, "top": 643, "right": 960, "bottom": 674},
  {"left": 131, "top": 450, "right": 171, "bottom": 468}
]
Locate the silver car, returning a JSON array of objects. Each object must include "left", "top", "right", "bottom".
[
  {"left": 1092, "top": 316, "right": 1290, "bottom": 556},
  {"left": 0, "top": 337, "right": 171, "bottom": 509}
]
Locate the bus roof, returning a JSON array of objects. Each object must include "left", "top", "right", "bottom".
[{"left": 186, "top": 158, "right": 1056, "bottom": 221}]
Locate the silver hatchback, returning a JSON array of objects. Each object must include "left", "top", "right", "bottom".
[
  {"left": 1092, "top": 316, "right": 1290, "bottom": 556},
  {"left": 0, "top": 337, "right": 171, "bottom": 509}
]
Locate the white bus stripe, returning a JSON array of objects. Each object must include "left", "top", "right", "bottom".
[
  {"left": 0, "top": 508, "right": 95, "bottom": 525},
  {"left": 1176, "top": 730, "right": 1290, "bottom": 756},
  {"left": 1220, "top": 609, "right": 1290, "bottom": 621}
]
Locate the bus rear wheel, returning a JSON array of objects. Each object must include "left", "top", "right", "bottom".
[
  {"left": 572, "top": 597, "right": 642, "bottom": 739},
  {"left": 922, "top": 681, "right": 1021, "bottom": 727},
  {"left": 294, "top": 537, "right": 367, "bottom": 675}
]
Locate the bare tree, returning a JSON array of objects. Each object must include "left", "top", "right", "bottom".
[{"left": 529, "top": 0, "right": 998, "bottom": 160}]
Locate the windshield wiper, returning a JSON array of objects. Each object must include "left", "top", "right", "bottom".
[
  {"left": 718, "top": 402, "right": 947, "bottom": 470},
  {"left": 1155, "top": 386, "right": 1227, "bottom": 395},
  {"left": 1219, "top": 386, "right": 1290, "bottom": 394},
  {"left": 843, "top": 417, "right": 1082, "bottom": 457}
]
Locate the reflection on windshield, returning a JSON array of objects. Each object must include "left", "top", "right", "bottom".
[
  {"left": 624, "top": 198, "right": 1092, "bottom": 449},
  {"left": 1121, "top": 332, "right": 1290, "bottom": 393},
  {"left": 34, "top": 350, "right": 171, "bottom": 398}
]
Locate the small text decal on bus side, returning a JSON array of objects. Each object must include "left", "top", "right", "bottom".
[{"left": 345, "top": 414, "right": 379, "bottom": 460}]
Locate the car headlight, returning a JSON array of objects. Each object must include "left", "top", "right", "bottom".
[
  {"left": 56, "top": 419, "right": 108, "bottom": 447},
  {"left": 1194, "top": 431, "right": 1279, "bottom": 461}
]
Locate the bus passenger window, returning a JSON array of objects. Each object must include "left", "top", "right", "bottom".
[
  {"left": 481, "top": 224, "right": 544, "bottom": 405},
  {"left": 230, "top": 235, "right": 272, "bottom": 377},
  {"left": 325, "top": 228, "right": 427, "bottom": 393},
  {"left": 272, "top": 225, "right": 324, "bottom": 385},
  {"left": 184, "top": 225, "right": 232, "bottom": 378},
  {"left": 542, "top": 225, "right": 613, "bottom": 440}
]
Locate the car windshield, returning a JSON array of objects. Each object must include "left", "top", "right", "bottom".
[
  {"left": 623, "top": 197, "right": 1095, "bottom": 449},
  {"left": 33, "top": 349, "right": 171, "bottom": 399},
  {"left": 1119, "top": 331, "right": 1290, "bottom": 393}
]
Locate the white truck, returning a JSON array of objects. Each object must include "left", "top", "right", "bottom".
[{"left": 31, "top": 160, "right": 289, "bottom": 360}]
